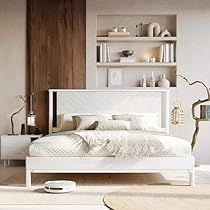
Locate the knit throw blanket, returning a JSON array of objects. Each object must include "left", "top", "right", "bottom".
[{"left": 69, "top": 130, "right": 169, "bottom": 158}]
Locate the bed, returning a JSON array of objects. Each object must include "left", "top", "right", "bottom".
[{"left": 26, "top": 89, "right": 195, "bottom": 187}]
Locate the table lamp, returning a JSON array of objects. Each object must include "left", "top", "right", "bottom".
[{"left": 27, "top": 93, "right": 36, "bottom": 127}]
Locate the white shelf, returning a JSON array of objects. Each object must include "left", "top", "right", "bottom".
[
  {"left": 49, "top": 88, "right": 171, "bottom": 92},
  {"left": 97, "top": 62, "right": 177, "bottom": 67},
  {"left": 96, "top": 37, "right": 177, "bottom": 42},
  {"left": 100, "top": 87, "right": 174, "bottom": 91}
]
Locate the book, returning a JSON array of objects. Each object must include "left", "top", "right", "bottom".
[
  {"left": 159, "top": 44, "right": 164, "bottom": 62},
  {"left": 160, "top": 43, "right": 175, "bottom": 63},
  {"left": 164, "top": 43, "right": 170, "bottom": 63},
  {"left": 99, "top": 44, "right": 103, "bottom": 62},
  {"left": 97, "top": 44, "right": 111, "bottom": 63},
  {"left": 96, "top": 46, "right": 100, "bottom": 62},
  {"left": 106, "top": 45, "right": 111, "bottom": 62},
  {"left": 200, "top": 105, "right": 210, "bottom": 119},
  {"left": 170, "top": 43, "right": 174, "bottom": 62},
  {"left": 120, "top": 57, "right": 136, "bottom": 63},
  {"left": 102, "top": 43, "right": 107, "bottom": 62},
  {"left": 200, "top": 105, "right": 205, "bottom": 119}
]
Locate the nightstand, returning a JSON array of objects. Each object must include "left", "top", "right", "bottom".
[{"left": 0, "top": 134, "right": 43, "bottom": 166}]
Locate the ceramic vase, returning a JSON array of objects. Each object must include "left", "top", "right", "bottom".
[
  {"left": 158, "top": 74, "right": 170, "bottom": 87},
  {"left": 160, "top": 29, "right": 171, "bottom": 37},
  {"left": 147, "top": 22, "right": 161, "bottom": 37}
]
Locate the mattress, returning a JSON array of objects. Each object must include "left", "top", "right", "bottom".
[{"left": 29, "top": 131, "right": 191, "bottom": 157}]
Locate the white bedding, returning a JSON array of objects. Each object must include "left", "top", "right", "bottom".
[{"left": 29, "top": 131, "right": 191, "bottom": 157}]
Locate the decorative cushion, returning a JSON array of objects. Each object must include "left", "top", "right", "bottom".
[
  {"left": 58, "top": 114, "right": 75, "bottom": 131},
  {"left": 73, "top": 115, "right": 108, "bottom": 130}
]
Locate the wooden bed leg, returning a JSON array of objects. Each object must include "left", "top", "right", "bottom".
[
  {"left": 26, "top": 170, "right": 32, "bottom": 188},
  {"left": 189, "top": 170, "right": 195, "bottom": 187}
]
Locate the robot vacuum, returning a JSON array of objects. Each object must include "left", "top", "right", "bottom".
[{"left": 44, "top": 180, "right": 76, "bottom": 193}]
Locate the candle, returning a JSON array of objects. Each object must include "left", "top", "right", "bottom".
[
  {"left": 144, "top": 57, "right": 150, "bottom": 63},
  {"left": 120, "top": 27, "right": 127, "bottom": 32},
  {"left": 150, "top": 57, "right": 156, "bottom": 63}
]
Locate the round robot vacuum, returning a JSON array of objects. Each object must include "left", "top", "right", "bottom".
[{"left": 44, "top": 180, "right": 76, "bottom": 193}]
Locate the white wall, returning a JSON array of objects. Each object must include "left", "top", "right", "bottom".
[
  {"left": 86, "top": 0, "right": 210, "bottom": 163},
  {"left": 0, "top": 0, "right": 26, "bottom": 134}
]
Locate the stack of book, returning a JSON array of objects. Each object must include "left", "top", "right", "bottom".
[
  {"left": 108, "top": 32, "right": 130, "bottom": 37},
  {"left": 97, "top": 44, "right": 111, "bottom": 63},
  {"left": 200, "top": 105, "right": 210, "bottom": 119},
  {"left": 159, "top": 43, "right": 175, "bottom": 63},
  {"left": 120, "top": 57, "right": 136, "bottom": 63}
]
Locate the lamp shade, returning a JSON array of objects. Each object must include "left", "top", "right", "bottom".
[{"left": 27, "top": 113, "right": 36, "bottom": 126}]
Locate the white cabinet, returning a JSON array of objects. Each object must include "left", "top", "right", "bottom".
[{"left": 0, "top": 135, "right": 42, "bottom": 161}]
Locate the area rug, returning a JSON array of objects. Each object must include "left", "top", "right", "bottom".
[{"left": 103, "top": 184, "right": 210, "bottom": 210}]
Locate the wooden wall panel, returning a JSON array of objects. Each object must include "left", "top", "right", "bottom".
[{"left": 27, "top": 0, "right": 86, "bottom": 134}]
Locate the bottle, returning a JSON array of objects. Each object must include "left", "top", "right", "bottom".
[
  {"left": 149, "top": 72, "right": 155, "bottom": 87},
  {"left": 21, "top": 124, "right": 25, "bottom": 135},
  {"left": 112, "top": 27, "right": 118, "bottom": 32},
  {"left": 158, "top": 74, "right": 170, "bottom": 88},
  {"left": 142, "top": 74, "right": 147, "bottom": 87}
]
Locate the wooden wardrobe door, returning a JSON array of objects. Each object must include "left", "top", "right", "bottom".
[{"left": 27, "top": 0, "right": 86, "bottom": 134}]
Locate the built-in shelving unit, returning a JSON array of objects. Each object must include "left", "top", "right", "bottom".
[
  {"left": 97, "top": 37, "right": 177, "bottom": 42},
  {"left": 96, "top": 14, "right": 177, "bottom": 89}
]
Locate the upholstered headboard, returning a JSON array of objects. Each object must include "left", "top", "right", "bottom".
[{"left": 48, "top": 89, "right": 170, "bottom": 134}]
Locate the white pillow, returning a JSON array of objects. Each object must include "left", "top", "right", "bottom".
[
  {"left": 73, "top": 115, "right": 108, "bottom": 130},
  {"left": 96, "top": 120, "right": 130, "bottom": 130},
  {"left": 129, "top": 114, "right": 159, "bottom": 131}
]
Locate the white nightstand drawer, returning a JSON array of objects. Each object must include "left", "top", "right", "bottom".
[{"left": 0, "top": 135, "right": 42, "bottom": 160}]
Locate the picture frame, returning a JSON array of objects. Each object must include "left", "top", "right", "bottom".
[{"left": 108, "top": 68, "right": 123, "bottom": 87}]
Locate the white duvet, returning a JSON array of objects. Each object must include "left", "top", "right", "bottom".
[{"left": 29, "top": 130, "right": 191, "bottom": 158}]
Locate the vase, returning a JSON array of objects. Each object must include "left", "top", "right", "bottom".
[
  {"left": 160, "top": 29, "right": 171, "bottom": 37},
  {"left": 147, "top": 22, "right": 161, "bottom": 37},
  {"left": 158, "top": 74, "right": 170, "bottom": 87}
]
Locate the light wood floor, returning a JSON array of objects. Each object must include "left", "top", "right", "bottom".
[{"left": 0, "top": 165, "right": 209, "bottom": 209}]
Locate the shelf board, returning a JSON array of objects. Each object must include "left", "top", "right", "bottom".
[
  {"left": 97, "top": 62, "right": 177, "bottom": 67},
  {"left": 100, "top": 87, "right": 175, "bottom": 90},
  {"left": 197, "top": 119, "right": 210, "bottom": 122},
  {"left": 96, "top": 36, "right": 177, "bottom": 42},
  {"left": 49, "top": 87, "right": 172, "bottom": 92}
]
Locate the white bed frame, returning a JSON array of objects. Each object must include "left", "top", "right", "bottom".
[{"left": 26, "top": 89, "right": 195, "bottom": 187}]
